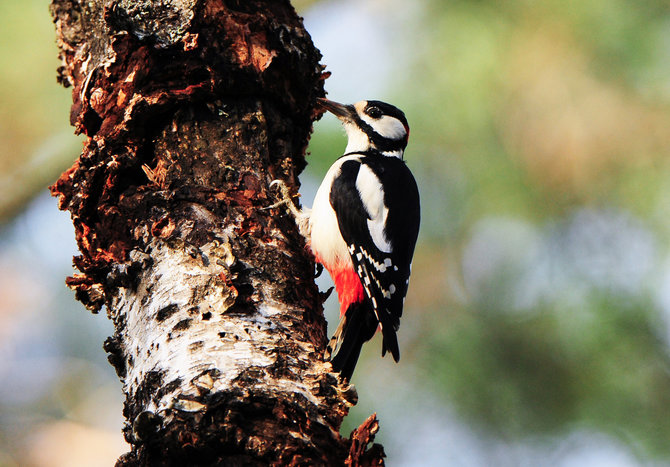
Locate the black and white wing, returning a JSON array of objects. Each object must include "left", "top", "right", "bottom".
[{"left": 329, "top": 156, "right": 420, "bottom": 361}]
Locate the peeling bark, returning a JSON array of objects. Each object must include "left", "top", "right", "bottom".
[
  {"left": 50, "top": 0, "right": 384, "bottom": 464},
  {"left": 346, "top": 414, "right": 385, "bottom": 467}
]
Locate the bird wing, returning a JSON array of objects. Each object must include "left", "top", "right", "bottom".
[{"left": 329, "top": 157, "right": 420, "bottom": 361}]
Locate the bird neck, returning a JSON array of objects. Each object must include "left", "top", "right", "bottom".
[
  {"left": 344, "top": 127, "right": 371, "bottom": 154},
  {"left": 342, "top": 148, "right": 405, "bottom": 160},
  {"left": 379, "top": 149, "right": 404, "bottom": 159}
]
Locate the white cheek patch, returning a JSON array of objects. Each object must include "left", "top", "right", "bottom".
[{"left": 360, "top": 114, "right": 406, "bottom": 140}]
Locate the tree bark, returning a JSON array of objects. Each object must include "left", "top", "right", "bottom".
[{"left": 49, "top": 0, "right": 385, "bottom": 465}]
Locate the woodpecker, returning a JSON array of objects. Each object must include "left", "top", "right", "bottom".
[{"left": 272, "top": 98, "right": 420, "bottom": 381}]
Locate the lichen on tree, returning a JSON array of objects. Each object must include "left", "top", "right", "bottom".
[{"left": 50, "top": 0, "right": 385, "bottom": 464}]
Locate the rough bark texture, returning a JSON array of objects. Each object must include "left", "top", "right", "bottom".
[{"left": 50, "top": 0, "right": 385, "bottom": 464}]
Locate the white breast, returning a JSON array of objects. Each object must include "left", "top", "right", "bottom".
[{"left": 308, "top": 155, "right": 361, "bottom": 269}]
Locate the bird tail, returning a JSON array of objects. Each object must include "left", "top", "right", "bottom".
[
  {"left": 380, "top": 320, "right": 400, "bottom": 363},
  {"left": 326, "top": 301, "right": 379, "bottom": 381}
]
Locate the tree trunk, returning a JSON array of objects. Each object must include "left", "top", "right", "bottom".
[{"left": 49, "top": 0, "right": 385, "bottom": 464}]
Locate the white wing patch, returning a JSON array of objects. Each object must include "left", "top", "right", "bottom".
[{"left": 355, "top": 164, "right": 392, "bottom": 253}]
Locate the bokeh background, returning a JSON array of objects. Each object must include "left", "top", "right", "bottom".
[{"left": 2, "top": 0, "right": 670, "bottom": 465}]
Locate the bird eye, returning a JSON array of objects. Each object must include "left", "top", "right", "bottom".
[{"left": 366, "top": 106, "right": 382, "bottom": 119}]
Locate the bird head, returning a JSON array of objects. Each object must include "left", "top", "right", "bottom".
[{"left": 317, "top": 98, "right": 409, "bottom": 158}]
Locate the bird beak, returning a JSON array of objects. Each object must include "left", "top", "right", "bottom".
[{"left": 316, "top": 98, "right": 355, "bottom": 122}]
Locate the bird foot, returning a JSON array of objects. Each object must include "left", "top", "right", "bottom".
[
  {"left": 266, "top": 179, "right": 302, "bottom": 216},
  {"left": 267, "top": 179, "right": 312, "bottom": 240}
]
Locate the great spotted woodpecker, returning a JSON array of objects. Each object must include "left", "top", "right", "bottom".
[{"left": 272, "top": 98, "right": 420, "bottom": 381}]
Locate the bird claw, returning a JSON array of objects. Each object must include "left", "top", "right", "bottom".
[
  {"left": 266, "top": 179, "right": 302, "bottom": 217},
  {"left": 267, "top": 179, "right": 312, "bottom": 240}
]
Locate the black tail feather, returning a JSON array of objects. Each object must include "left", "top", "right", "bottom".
[
  {"left": 377, "top": 310, "right": 400, "bottom": 362},
  {"left": 381, "top": 329, "right": 400, "bottom": 362},
  {"left": 329, "top": 301, "right": 379, "bottom": 381}
]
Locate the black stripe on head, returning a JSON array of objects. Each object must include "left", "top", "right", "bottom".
[{"left": 365, "top": 100, "right": 409, "bottom": 131}]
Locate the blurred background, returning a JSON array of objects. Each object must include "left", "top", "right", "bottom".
[{"left": 2, "top": 0, "right": 670, "bottom": 465}]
